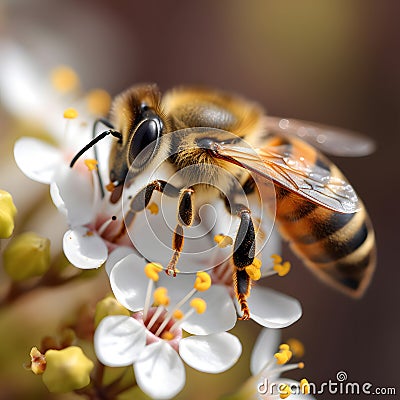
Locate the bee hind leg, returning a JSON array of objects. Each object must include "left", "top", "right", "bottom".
[{"left": 226, "top": 200, "right": 256, "bottom": 320}]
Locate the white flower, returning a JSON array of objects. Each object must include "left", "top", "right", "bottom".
[
  {"left": 249, "top": 329, "right": 316, "bottom": 400},
  {"left": 55, "top": 163, "right": 127, "bottom": 269},
  {"left": 95, "top": 257, "right": 242, "bottom": 399}
]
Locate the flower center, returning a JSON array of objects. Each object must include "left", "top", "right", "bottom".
[{"left": 132, "top": 308, "right": 182, "bottom": 352}]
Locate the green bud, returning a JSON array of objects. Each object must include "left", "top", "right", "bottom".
[
  {"left": 3, "top": 232, "right": 50, "bottom": 281},
  {"left": 0, "top": 190, "right": 17, "bottom": 238},
  {"left": 94, "top": 295, "right": 130, "bottom": 328},
  {"left": 42, "top": 346, "right": 94, "bottom": 393}
]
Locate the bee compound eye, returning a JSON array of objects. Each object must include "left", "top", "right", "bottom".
[{"left": 129, "top": 119, "right": 160, "bottom": 167}]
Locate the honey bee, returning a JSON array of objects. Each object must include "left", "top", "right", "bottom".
[{"left": 71, "top": 84, "right": 376, "bottom": 320}]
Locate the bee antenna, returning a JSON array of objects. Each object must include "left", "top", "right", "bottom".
[{"left": 70, "top": 130, "right": 122, "bottom": 168}]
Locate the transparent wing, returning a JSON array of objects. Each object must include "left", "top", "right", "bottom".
[
  {"left": 263, "top": 116, "right": 376, "bottom": 157},
  {"left": 215, "top": 141, "right": 360, "bottom": 214}
]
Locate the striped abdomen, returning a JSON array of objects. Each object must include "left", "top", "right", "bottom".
[
  {"left": 274, "top": 183, "right": 376, "bottom": 297},
  {"left": 258, "top": 135, "right": 376, "bottom": 297}
]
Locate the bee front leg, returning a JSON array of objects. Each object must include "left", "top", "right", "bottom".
[
  {"left": 166, "top": 187, "right": 195, "bottom": 277},
  {"left": 230, "top": 203, "right": 256, "bottom": 320},
  {"left": 113, "top": 180, "right": 181, "bottom": 241}
]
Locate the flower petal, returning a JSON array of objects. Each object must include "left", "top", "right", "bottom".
[
  {"left": 250, "top": 328, "right": 281, "bottom": 376},
  {"left": 53, "top": 165, "right": 94, "bottom": 227},
  {"left": 179, "top": 332, "right": 241, "bottom": 373},
  {"left": 157, "top": 275, "right": 237, "bottom": 335},
  {"left": 14, "top": 137, "right": 62, "bottom": 184},
  {"left": 248, "top": 286, "right": 302, "bottom": 328},
  {"left": 105, "top": 246, "right": 135, "bottom": 276},
  {"left": 181, "top": 285, "right": 237, "bottom": 335},
  {"left": 63, "top": 227, "right": 107, "bottom": 269},
  {"left": 128, "top": 196, "right": 223, "bottom": 273},
  {"left": 109, "top": 253, "right": 148, "bottom": 312},
  {"left": 94, "top": 315, "right": 146, "bottom": 367},
  {"left": 134, "top": 341, "right": 185, "bottom": 400}
]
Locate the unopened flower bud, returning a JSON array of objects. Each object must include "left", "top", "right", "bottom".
[
  {"left": 3, "top": 232, "right": 50, "bottom": 281},
  {"left": 94, "top": 295, "right": 130, "bottom": 328},
  {"left": 0, "top": 190, "right": 17, "bottom": 239},
  {"left": 42, "top": 346, "right": 93, "bottom": 393}
]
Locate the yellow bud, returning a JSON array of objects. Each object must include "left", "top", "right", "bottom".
[
  {"left": 30, "top": 347, "right": 46, "bottom": 375},
  {"left": 42, "top": 346, "right": 93, "bottom": 393},
  {"left": 173, "top": 309, "right": 184, "bottom": 320},
  {"left": 50, "top": 66, "right": 79, "bottom": 92},
  {"left": 144, "top": 262, "right": 163, "bottom": 281},
  {"left": 86, "top": 89, "right": 111, "bottom": 116},
  {"left": 190, "top": 298, "right": 207, "bottom": 314},
  {"left": 300, "top": 378, "right": 310, "bottom": 395},
  {"left": 147, "top": 202, "right": 159, "bottom": 215},
  {"left": 214, "top": 234, "right": 233, "bottom": 248},
  {"left": 94, "top": 296, "right": 130, "bottom": 328},
  {"left": 279, "top": 384, "right": 292, "bottom": 399},
  {"left": 63, "top": 108, "right": 78, "bottom": 119},
  {"left": 3, "top": 232, "right": 50, "bottom": 281},
  {"left": 0, "top": 190, "right": 17, "bottom": 238},
  {"left": 84, "top": 159, "right": 98, "bottom": 171},
  {"left": 153, "top": 287, "right": 169, "bottom": 306},
  {"left": 245, "top": 265, "right": 261, "bottom": 281},
  {"left": 287, "top": 338, "right": 305, "bottom": 358},
  {"left": 194, "top": 271, "right": 211, "bottom": 291}
]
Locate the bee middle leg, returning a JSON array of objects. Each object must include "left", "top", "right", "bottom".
[
  {"left": 113, "top": 180, "right": 181, "bottom": 241},
  {"left": 166, "top": 187, "right": 195, "bottom": 277}
]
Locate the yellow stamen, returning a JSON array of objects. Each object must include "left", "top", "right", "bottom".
[
  {"left": 144, "top": 262, "right": 163, "bottom": 281},
  {"left": 298, "top": 362, "right": 305, "bottom": 369},
  {"left": 147, "top": 202, "right": 159, "bottom": 215},
  {"left": 271, "top": 254, "right": 283, "bottom": 264},
  {"left": 300, "top": 378, "right": 310, "bottom": 395},
  {"left": 190, "top": 298, "right": 207, "bottom": 314},
  {"left": 252, "top": 257, "right": 262, "bottom": 269},
  {"left": 245, "top": 265, "right": 261, "bottom": 280},
  {"left": 105, "top": 182, "right": 115, "bottom": 192},
  {"left": 274, "top": 261, "right": 291, "bottom": 277},
  {"left": 214, "top": 234, "right": 233, "bottom": 248},
  {"left": 194, "top": 271, "right": 211, "bottom": 291},
  {"left": 84, "top": 159, "right": 98, "bottom": 171},
  {"left": 63, "top": 108, "right": 78, "bottom": 119},
  {"left": 173, "top": 309, "right": 184, "bottom": 320},
  {"left": 50, "top": 66, "right": 79, "bottom": 92},
  {"left": 86, "top": 89, "right": 111, "bottom": 116},
  {"left": 274, "top": 352, "right": 289, "bottom": 365},
  {"left": 287, "top": 338, "right": 305, "bottom": 358},
  {"left": 274, "top": 345, "right": 293, "bottom": 365},
  {"left": 161, "top": 331, "right": 174, "bottom": 341},
  {"left": 279, "top": 384, "right": 292, "bottom": 399},
  {"left": 153, "top": 287, "right": 169, "bottom": 306}
]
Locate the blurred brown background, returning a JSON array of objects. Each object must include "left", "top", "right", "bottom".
[{"left": 1, "top": 1, "right": 399, "bottom": 399}]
